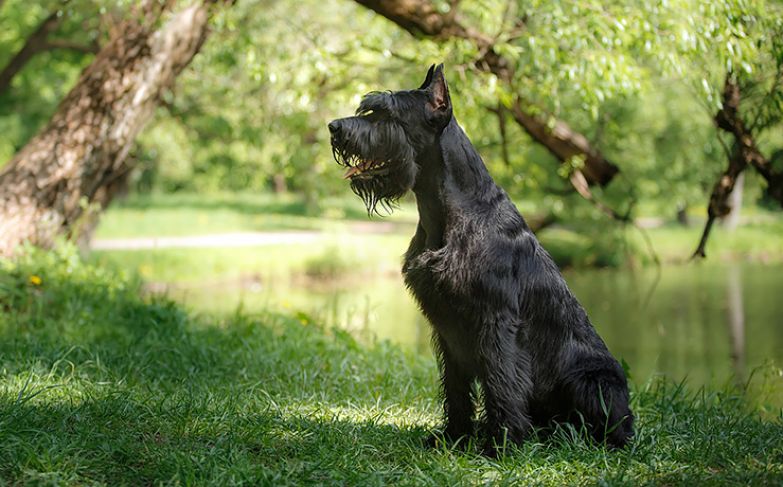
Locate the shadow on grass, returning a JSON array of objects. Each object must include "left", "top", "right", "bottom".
[
  {"left": 1, "top": 250, "right": 782, "bottom": 485},
  {"left": 1, "top": 397, "right": 433, "bottom": 485},
  {"left": 0, "top": 251, "right": 442, "bottom": 482}
]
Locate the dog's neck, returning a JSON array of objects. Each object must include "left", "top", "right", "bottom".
[{"left": 412, "top": 117, "right": 497, "bottom": 248}]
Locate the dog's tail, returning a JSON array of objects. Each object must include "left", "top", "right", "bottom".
[{"left": 561, "top": 354, "right": 634, "bottom": 448}]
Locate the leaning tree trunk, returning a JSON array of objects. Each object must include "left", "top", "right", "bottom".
[{"left": 0, "top": 2, "right": 217, "bottom": 256}]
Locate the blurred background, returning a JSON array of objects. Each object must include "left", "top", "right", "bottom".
[{"left": 1, "top": 0, "right": 782, "bottom": 404}]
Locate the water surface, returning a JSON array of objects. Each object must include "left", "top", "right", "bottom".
[{"left": 166, "top": 262, "right": 783, "bottom": 405}]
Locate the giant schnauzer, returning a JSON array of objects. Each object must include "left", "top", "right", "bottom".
[{"left": 328, "top": 64, "right": 633, "bottom": 454}]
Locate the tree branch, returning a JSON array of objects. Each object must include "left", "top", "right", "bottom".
[
  {"left": 352, "top": 0, "right": 620, "bottom": 187},
  {"left": 0, "top": 12, "right": 62, "bottom": 93},
  {"left": 486, "top": 104, "right": 510, "bottom": 166},
  {"left": 569, "top": 170, "right": 632, "bottom": 223},
  {"left": 508, "top": 99, "right": 619, "bottom": 186},
  {"left": 693, "top": 73, "right": 782, "bottom": 259},
  {"left": 45, "top": 38, "right": 100, "bottom": 54},
  {"left": 0, "top": 11, "right": 100, "bottom": 94}
]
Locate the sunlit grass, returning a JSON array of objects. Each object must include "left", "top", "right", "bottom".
[
  {"left": 94, "top": 192, "right": 783, "bottom": 273},
  {"left": 90, "top": 233, "right": 410, "bottom": 283},
  {"left": 1, "top": 249, "right": 782, "bottom": 485},
  {"left": 96, "top": 192, "right": 418, "bottom": 238},
  {"left": 630, "top": 219, "right": 783, "bottom": 264}
]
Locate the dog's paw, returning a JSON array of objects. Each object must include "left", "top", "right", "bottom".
[
  {"left": 423, "top": 433, "right": 444, "bottom": 449},
  {"left": 480, "top": 443, "right": 501, "bottom": 458},
  {"left": 423, "top": 431, "right": 469, "bottom": 450},
  {"left": 604, "top": 413, "right": 634, "bottom": 449},
  {"left": 605, "top": 423, "right": 634, "bottom": 450}
]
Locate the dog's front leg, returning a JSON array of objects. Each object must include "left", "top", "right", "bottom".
[
  {"left": 431, "top": 334, "right": 474, "bottom": 447},
  {"left": 477, "top": 319, "right": 532, "bottom": 455}
]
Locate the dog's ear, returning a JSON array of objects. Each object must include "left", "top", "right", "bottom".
[
  {"left": 419, "top": 64, "right": 436, "bottom": 90},
  {"left": 427, "top": 63, "right": 451, "bottom": 113}
]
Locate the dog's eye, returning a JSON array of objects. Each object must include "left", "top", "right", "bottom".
[{"left": 364, "top": 109, "right": 387, "bottom": 122}]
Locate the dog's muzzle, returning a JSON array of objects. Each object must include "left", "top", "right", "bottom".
[{"left": 328, "top": 118, "right": 390, "bottom": 180}]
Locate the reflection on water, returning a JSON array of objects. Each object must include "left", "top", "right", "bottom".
[
  {"left": 562, "top": 263, "right": 783, "bottom": 391},
  {"left": 166, "top": 262, "right": 783, "bottom": 403}
]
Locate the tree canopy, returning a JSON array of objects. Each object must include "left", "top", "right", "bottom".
[{"left": 0, "top": 0, "right": 781, "bottom": 255}]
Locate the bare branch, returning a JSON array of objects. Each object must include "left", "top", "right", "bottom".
[
  {"left": 569, "top": 170, "right": 631, "bottom": 223},
  {"left": 486, "top": 104, "right": 510, "bottom": 167},
  {"left": 0, "top": 12, "right": 62, "bottom": 93},
  {"left": 692, "top": 73, "right": 780, "bottom": 259},
  {"left": 45, "top": 38, "right": 100, "bottom": 54}
]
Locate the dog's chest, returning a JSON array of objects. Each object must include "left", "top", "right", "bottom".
[
  {"left": 403, "top": 243, "right": 482, "bottom": 360},
  {"left": 403, "top": 238, "right": 480, "bottom": 326}
]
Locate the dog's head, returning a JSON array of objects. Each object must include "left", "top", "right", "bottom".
[{"left": 328, "top": 64, "right": 453, "bottom": 213}]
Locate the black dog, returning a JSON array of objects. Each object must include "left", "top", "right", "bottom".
[{"left": 328, "top": 64, "right": 633, "bottom": 454}]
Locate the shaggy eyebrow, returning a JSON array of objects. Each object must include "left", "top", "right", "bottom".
[{"left": 357, "top": 92, "right": 394, "bottom": 115}]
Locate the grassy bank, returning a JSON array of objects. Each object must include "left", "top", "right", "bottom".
[
  {"left": 1, "top": 249, "right": 782, "bottom": 485},
  {"left": 93, "top": 192, "right": 418, "bottom": 238},
  {"left": 95, "top": 193, "right": 783, "bottom": 274},
  {"left": 91, "top": 234, "right": 411, "bottom": 284}
]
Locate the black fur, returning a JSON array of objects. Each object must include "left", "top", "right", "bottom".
[{"left": 328, "top": 64, "right": 634, "bottom": 454}]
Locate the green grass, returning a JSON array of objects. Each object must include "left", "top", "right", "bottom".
[
  {"left": 95, "top": 192, "right": 418, "bottom": 238},
  {"left": 537, "top": 218, "right": 783, "bottom": 268},
  {"left": 2, "top": 249, "right": 782, "bottom": 485},
  {"left": 629, "top": 219, "right": 783, "bottom": 264},
  {"left": 90, "top": 233, "right": 410, "bottom": 283},
  {"left": 95, "top": 192, "right": 783, "bottom": 272}
]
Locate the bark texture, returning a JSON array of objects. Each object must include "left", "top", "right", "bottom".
[
  {"left": 0, "top": 2, "right": 215, "bottom": 256},
  {"left": 354, "top": 0, "right": 620, "bottom": 186}
]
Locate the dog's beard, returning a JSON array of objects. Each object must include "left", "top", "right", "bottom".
[
  {"left": 331, "top": 122, "right": 416, "bottom": 215},
  {"left": 332, "top": 148, "right": 415, "bottom": 214},
  {"left": 349, "top": 168, "right": 410, "bottom": 214}
]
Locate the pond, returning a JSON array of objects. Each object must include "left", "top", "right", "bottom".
[{"left": 162, "top": 262, "right": 783, "bottom": 406}]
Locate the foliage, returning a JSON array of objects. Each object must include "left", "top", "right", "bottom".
[
  {"left": 0, "top": 0, "right": 781, "bottom": 238},
  {"left": 1, "top": 249, "right": 782, "bottom": 484},
  {"left": 0, "top": 0, "right": 100, "bottom": 162},
  {"left": 303, "top": 245, "right": 355, "bottom": 279}
]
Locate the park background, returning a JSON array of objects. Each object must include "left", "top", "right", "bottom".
[{"left": 1, "top": 0, "right": 782, "bottom": 484}]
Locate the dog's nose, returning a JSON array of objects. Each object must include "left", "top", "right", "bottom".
[{"left": 328, "top": 121, "right": 341, "bottom": 136}]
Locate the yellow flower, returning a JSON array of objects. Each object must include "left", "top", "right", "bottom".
[{"left": 29, "top": 275, "right": 42, "bottom": 286}]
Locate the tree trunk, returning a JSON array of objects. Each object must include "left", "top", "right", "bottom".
[
  {"left": 352, "top": 0, "right": 620, "bottom": 187},
  {"left": 272, "top": 174, "right": 288, "bottom": 194},
  {"left": 693, "top": 74, "right": 783, "bottom": 258},
  {"left": 676, "top": 204, "right": 689, "bottom": 226},
  {"left": 722, "top": 171, "right": 744, "bottom": 231},
  {"left": 693, "top": 143, "right": 747, "bottom": 259},
  {"left": 0, "top": 2, "right": 217, "bottom": 256}
]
